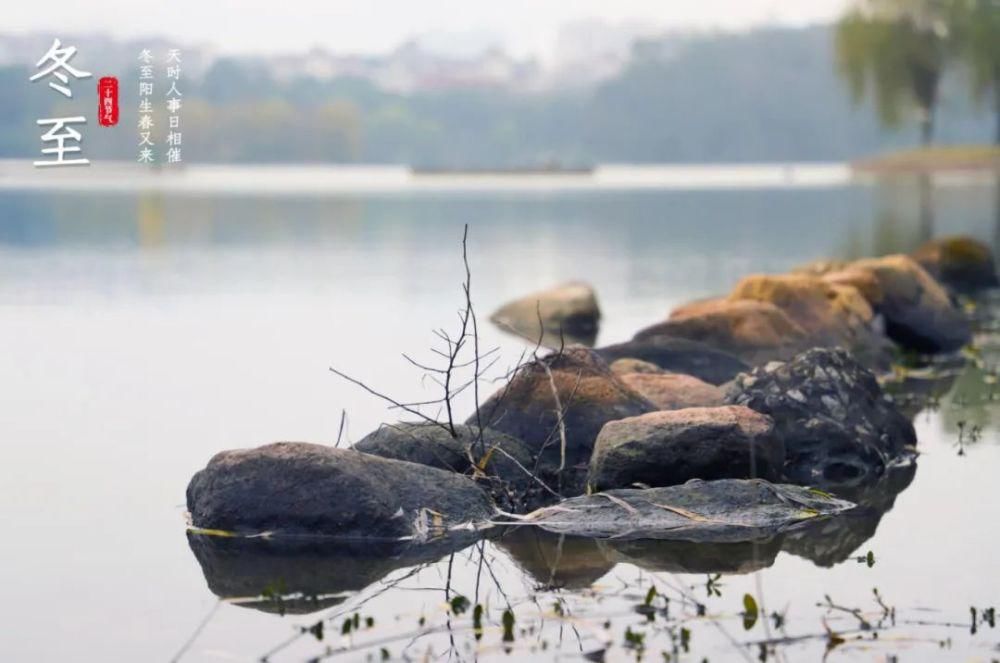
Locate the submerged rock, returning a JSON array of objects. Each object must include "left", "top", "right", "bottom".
[
  {"left": 186, "top": 442, "right": 494, "bottom": 539},
  {"left": 597, "top": 336, "right": 749, "bottom": 385},
  {"left": 354, "top": 422, "right": 538, "bottom": 510},
  {"left": 587, "top": 406, "right": 784, "bottom": 492},
  {"left": 637, "top": 298, "right": 811, "bottom": 365},
  {"left": 522, "top": 478, "right": 854, "bottom": 541},
  {"left": 725, "top": 348, "right": 916, "bottom": 487},
  {"left": 472, "top": 347, "right": 654, "bottom": 492},
  {"left": 490, "top": 281, "right": 600, "bottom": 347},
  {"left": 616, "top": 372, "right": 725, "bottom": 410},
  {"left": 850, "top": 254, "right": 971, "bottom": 353},
  {"left": 912, "top": 235, "right": 999, "bottom": 293}
]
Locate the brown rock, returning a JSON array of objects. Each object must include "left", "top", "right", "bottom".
[
  {"left": 636, "top": 298, "right": 811, "bottom": 365},
  {"left": 729, "top": 273, "right": 874, "bottom": 339},
  {"left": 822, "top": 268, "right": 884, "bottom": 306},
  {"left": 609, "top": 358, "right": 665, "bottom": 375},
  {"left": 727, "top": 272, "right": 891, "bottom": 368},
  {"left": 471, "top": 347, "right": 655, "bottom": 488},
  {"left": 618, "top": 372, "right": 725, "bottom": 410},
  {"left": 793, "top": 259, "right": 849, "bottom": 276},
  {"left": 587, "top": 406, "right": 784, "bottom": 492}
]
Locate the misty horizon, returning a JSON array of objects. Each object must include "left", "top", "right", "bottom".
[{"left": 1, "top": 0, "right": 849, "bottom": 59}]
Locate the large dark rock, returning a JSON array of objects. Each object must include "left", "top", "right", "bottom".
[
  {"left": 186, "top": 442, "right": 494, "bottom": 539},
  {"left": 587, "top": 406, "right": 784, "bottom": 492},
  {"left": 851, "top": 254, "right": 971, "bottom": 353},
  {"left": 596, "top": 336, "right": 749, "bottom": 385},
  {"left": 523, "top": 478, "right": 854, "bottom": 541},
  {"left": 354, "top": 422, "right": 539, "bottom": 511},
  {"left": 912, "top": 235, "right": 999, "bottom": 293},
  {"left": 725, "top": 348, "right": 917, "bottom": 488},
  {"left": 471, "top": 347, "right": 655, "bottom": 492}
]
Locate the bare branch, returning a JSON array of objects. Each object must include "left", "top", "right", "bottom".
[{"left": 329, "top": 366, "right": 452, "bottom": 435}]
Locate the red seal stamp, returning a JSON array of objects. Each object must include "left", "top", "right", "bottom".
[{"left": 98, "top": 77, "right": 119, "bottom": 127}]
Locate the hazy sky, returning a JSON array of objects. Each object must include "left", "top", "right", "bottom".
[{"left": 4, "top": 0, "right": 851, "bottom": 57}]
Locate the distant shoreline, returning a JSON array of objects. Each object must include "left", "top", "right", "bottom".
[
  {"left": 852, "top": 145, "right": 1000, "bottom": 175},
  {"left": 0, "top": 161, "right": 853, "bottom": 195}
]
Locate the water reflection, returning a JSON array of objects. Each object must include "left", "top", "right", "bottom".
[
  {"left": 780, "top": 461, "right": 916, "bottom": 567},
  {"left": 4, "top": 173, "right": 999, "bottom": 659},
  {"left": 496, "top": 529, "right": 615, "bottom": 590},
  {"left": 602, "top": 537, "right": 783, "bottom": 575},
  {"left": 187, "top": 532, "right": 481, "bottom": 615}
]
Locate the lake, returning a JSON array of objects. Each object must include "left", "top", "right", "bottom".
[{"left": 1, "top": 164, "right": 998, "bottom": 661}]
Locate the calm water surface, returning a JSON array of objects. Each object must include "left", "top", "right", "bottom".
[{"left": 1, "top": 169, "right": 998, "bottom": 661}]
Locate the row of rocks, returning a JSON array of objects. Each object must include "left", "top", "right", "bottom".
[
  {"left": 634, "top": 252, "right": 969, "bottom": 368},
  {"left": 185, "top": 235, "right": 994, "bottom": 545},
  {"left": 488, "top": 235, "right": 996, "bottom": 362}
]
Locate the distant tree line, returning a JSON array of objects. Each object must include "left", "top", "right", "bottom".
[
  {"left": 836, "top": 0, "right": 999, "bottom": 145},
  {"left": 1, "top": 23, "right": 997, "bottom": 165}
]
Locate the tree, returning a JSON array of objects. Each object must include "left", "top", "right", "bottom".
[
  {"left": 835, "top": 0, "right": 954, "bottom": 146},
  {"left": 950, "top": 0, "right": 1000, "bottom": 144}
]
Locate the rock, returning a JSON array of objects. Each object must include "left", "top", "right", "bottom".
[
  {"left": 821, "top": 268, "right": 884, "bottom": 306},
  {"left": 523, "top": 479, "right": 854, "bottom": 541},
  {"left": 725, "top": 348, "right": 916, "bottom": 488},
  {"left": 728, "top": 273, "right": 875, "bottom": 338},
  {"left": 851, "top": 254, "right": 971, "bottom": 353},
  {"left": 471, "top": 347, "right": 654, "bottom": 491},
  {"left": 597, "top": 336, "right": 749, "bottom": 385},
  {"left": 637, "top": 298, "right": 811, "bottom": 365},
  {"left": 609, "top": 358, "right": 665, "bottom": 375},
  {"left": 490, "top": 281, "right": 600, "bottom": 347},
  {"left": 186, "top": 442, "right": 494, "bottom": 539},
  {"left": 727, "top": 273, "right": 892, "bottom": 368},
  {"left": 912, "top": 235, "right": 999, "bottom": 293},
  {"left": 793, "top": 259, "right": 849, "bottom": 275},
  {"left": 617, "top": 372, "right": 725, "bottom": 410},
  {"left": 587, "top": 406, "right": 784, "bottom": 492},
  {"left": 354, "top": 422, "right": 537, "bottom": 510}
]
